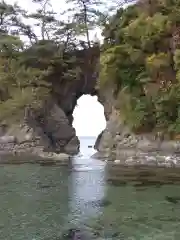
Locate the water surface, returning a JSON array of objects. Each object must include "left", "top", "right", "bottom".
[{"left": 0, "top": 137, "right": 180, "bottom": 239}]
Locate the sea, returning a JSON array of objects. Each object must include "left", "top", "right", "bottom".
[{"left": 0, "top": 136, "right": 180, "bottom": 239}]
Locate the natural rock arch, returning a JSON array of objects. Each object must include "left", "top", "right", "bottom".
[
  {"left": 0, "top": 46, "right": 113, "bottom": 156},
  {"left": 24, "top": 46, "right": 107, "bottom": 155}
]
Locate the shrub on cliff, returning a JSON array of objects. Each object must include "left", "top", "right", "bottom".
[
  {"left": 99, "top": 0, "right": 180, "bottom": 137},
  {"left": 0, "top": 0, "right": 95, "bottom": 123},
  {"left": 0, "top": 37, "right": 86, "bottom": 122},
  {"left": 0, "top": 37, "right": 51, "bottom": 122},
  {"left": 0, "top": 0, "right": 106, "bottom": 123}
]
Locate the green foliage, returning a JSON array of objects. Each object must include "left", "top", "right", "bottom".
[
  {"left": 66, "top": 0, "right": 105, "bottom": 48},
  {"left": 0, "top": 55, "right": 50, "bottom": 122},
  {"left": 117, "top": 88, "right": 155, "bottom": 132},
  {"left": 146, "top": 52, "right": 170, "bottom": 74},
  {"left": 0, "top": 0, "right": 99, "bottom": 122},
  {"left": 0, "top": 35, "right": 85, "bottom": 122},
  {"left": 99, "top": 0, "right": 180, "bottom": 137}
]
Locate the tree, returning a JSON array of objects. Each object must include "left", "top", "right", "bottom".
[
  {"left": 25, "top": 0, "right": 57, "bottom": 40},
  {"left": 66, "top": 0, "right": 105, "bottom": 48},
  {"left": 98, "top": 0, "right": 180, "bottom": 136},
  {"left": 0, "top": 1, "right": 38, "bottom": 44},
  {"left": 0, "top": 0, "right": 142, "bottom": 125}
]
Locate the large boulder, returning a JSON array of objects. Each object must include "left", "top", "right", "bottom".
[
  {"left": 24, "top": 101, "right": 79, "bottom": 154},
  {"left": 64, "top": 136, "right": 80, "bottom": 155}
]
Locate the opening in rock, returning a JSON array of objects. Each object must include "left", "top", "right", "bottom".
[{"left": 73, "top": 95, "right": 106, "bottom": 155}]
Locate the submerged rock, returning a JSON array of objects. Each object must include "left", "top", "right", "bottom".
[
  {"left": 165, "top": 196, "right": 180, "bottom": 204},
  {"left": 62, "top": 228, "right": 88, "bottom": 240},
  {"left": 85, "top": 199, "right": 111, "bottom": 208},
  {"left": 114, "top": 159, "right": 121, "bottom": 164}
]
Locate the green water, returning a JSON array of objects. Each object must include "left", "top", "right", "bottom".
[{"left": 0, "top": 161, "right": 180, "bottom": 240}]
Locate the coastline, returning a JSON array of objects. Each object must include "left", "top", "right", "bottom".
[
  {"left": 92, "top": 149, "right": 180, "bottom": 168},
  {"left": 0, "top": 149, "right": 71, "bottom": 165},
  {"left": 2, "top": 133, "right": 180, "bottom": 168}
]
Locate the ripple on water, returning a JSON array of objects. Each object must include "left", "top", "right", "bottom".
[{"left": 0, "top": 161, "right": 180, "bottom": 239}]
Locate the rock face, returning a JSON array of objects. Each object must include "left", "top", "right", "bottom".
[
  {"left": 95, "top": 105, "right": 180, "bottom": 165},
  {"left": 94, "top": 84, "right": 180, "bottom": 166},
  {"left": 0, "top": 101, "right": 80, "bottom": 157},
  {"left": 0, "top": 47, "right": 101, "bottom": 158},
  {"left": 1, "top": 46, "right": 180, "bottom": 165}
]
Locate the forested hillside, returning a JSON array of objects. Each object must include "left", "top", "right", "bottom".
[
  {"left": 1, "top": 0, "right": 180, "bottom": 139},
  {"left": 99, "top": 0, "right": 180, "bottom": 138},
  {"left": 0, "top": 0, "right": 106, "bottom": 122}
]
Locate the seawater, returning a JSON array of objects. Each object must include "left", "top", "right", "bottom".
[{"left": 0, "top": 137, "right": 180, "bottom": 239}]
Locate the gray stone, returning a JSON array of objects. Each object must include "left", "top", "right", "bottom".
[
  {"left": 0, "top": 136, "right": 16, "bottom": 144},
  {"left": 91, "top": 151, "right": 110, "bottom": 160},
  {"left": 116, "top": 148, "right": 137, "bottom": 159},
  {"left": 64, "top": 136, "right": 80, "bottom": 155},
  {"left": 94, "top": 130, "right": 104, "bottom": 151},
  {"left": 114, "top": 159, "right": 121, "bottom": 164},
  {"left": 115, "top": 134, "right": 123, "bottom": 141},
  {"left": 0, "top": 123, "right": 8, "bottom": 136},
  {"left": 160, "top": 141, "right": 180, "bottom": 153},
  {"left": 137, "top": 139, "right": 160, "bottom": 151},
  {"left": 39, "top": 152, "right": 70, "bottom": 161}
]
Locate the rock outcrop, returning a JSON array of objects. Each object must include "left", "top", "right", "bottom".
[
  {"left": 95, "top": 106, "right": 180, "bottom": 166},
  {"left": 95, "top": 85, "right": 180, "bottom": 166},
  {"left": 0, "top": 47, "right": 101, "bottom": 159},
  {"left": 0, "top": 102, "right": 80, "bottom": 156},
  {"left": 1, "top": 43, "right": 180, "bottom": 166}
]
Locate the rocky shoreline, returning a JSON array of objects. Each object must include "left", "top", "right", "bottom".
[
  {"left": 2, "top": 111, "right": 180, "bottom": 168},
  {"left": 0, "top": 151, "right": 71, "bottom": 165},
  {"left": 93, "top": 106, "right": 180, "bottom": 168},
  {"left": 92, "top": 150, "right": 180, "bottom": 167},
  {"left": 0, "top": 116, "right": 78, "bottom": 165},
  {"left": 0, "top": 138, "right": 71, "bottom": 165},
  {"left": 2, "top": 133, "right": 180, "bottom": 167}
]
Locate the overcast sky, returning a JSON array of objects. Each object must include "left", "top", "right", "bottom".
[
  {"left": 73, "top": 95, "right": 106, "bottom": 137},
  {"left": 8, "top": 0, "right": 106, "bottom": 137}
]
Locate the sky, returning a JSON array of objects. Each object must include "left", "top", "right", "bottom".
[
  {"left": 73, "top": 95, "right": 106, "bottom": 137},
  {"left": 8, "top": 0, "right": 103, "bottom": 41},
  {"left": 8, "top": 0, "right": 106, "bottom": 137}
]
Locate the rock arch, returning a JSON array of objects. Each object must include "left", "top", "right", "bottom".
[
  {"left": 0, "top": 46, "right": 113, "bottom": 156},
  {"left": 25, "top": 46, "right": 105, "bottom": 155}
]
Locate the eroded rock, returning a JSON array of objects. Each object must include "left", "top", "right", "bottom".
[
  {"left": 0, "top": 136, "right": 16, "bottom": 144},
  {"left": 64, "top": 136, "right": 80, "bottom": 155}
]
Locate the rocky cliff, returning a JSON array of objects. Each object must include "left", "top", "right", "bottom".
[
  {"left": 95, "top": 86, "right": 180, "bottom": 166},
  {"left": 2, "top": 0, "right": 180, "bottom": 166},
  {"left": 93, "top": 0, "right": 180, "bottom": 166},
  {"left": 0, "top": 46, "right": 102, "bottom": 158}
]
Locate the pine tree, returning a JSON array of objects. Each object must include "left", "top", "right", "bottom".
[
  {"left": 66, "top": 0, "right": 104, "bottom": 48},
  {"left": 25, "top": 0, "right": 57, "bottom": 40}
]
